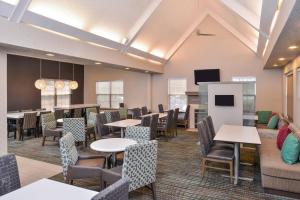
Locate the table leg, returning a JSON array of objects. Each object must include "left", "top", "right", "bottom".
[
  {"left": 234, "top": 143, "right": 240, "bottom": 185},
  {"left": 112, "top": 152, "right": 116, "bottom": 167},
  {"left": 16, "top": 119, "right": 21, "bottom": 141}
]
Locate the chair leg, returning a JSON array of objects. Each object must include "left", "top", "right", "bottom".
[
  {"left": 229, "top": 161, "right": 233, "bottom": 183},
  {"left": 150, "top": 182, "right": 157, "bottom": 200},
  {"left": 42, "top": 136, "right": 46, "bottom": 146},
  {"left": 201, "top": 159, "right": 206, "bottom": 177}
]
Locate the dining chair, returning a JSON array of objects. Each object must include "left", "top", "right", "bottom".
[
  {"left": 91, "top": 178, "right": 129, "bottom": 200},
  {"left": 0, "top": 154, "right": 21, "bottom": 196},
  {"left": 172, "top": 108, "right": 179, "bottom": 136},
  {"left": 197, "top": 121, "right": 234, "bottom": 183},
  {"left": 86, "top": 112, "right": 97, "bottom": 141},
  {"left": 141, "top": 116, "right": 151, "bottom": 127},
  {"left": 103, "top": 140, "right": 158, "bottom": 200},
  {"left": 141, "top": 106, "right": 148, "bottom": 115},
  {"left": 177, "top": 105, "right": 190, "bottom": 128},
  {"left": 132, "top": 108, "right": 141, "bottom": 119},
  {"left": 38, "top": 111, "right": 51, "bottom": 136},
  {"left": 110, "top": 111, "right": 121, "bottom": 133},
  {"left": 59, "top": 133, "right": 106, "bottom": 184},
  {"left": 73, "top": 108, "right": 82, "bottom": 118},
  {"left": 157, "top": 109, "right": 174, "bottom": 137},
  {"left": 96, "top": 113, "right": 120, "bottom": 138},
  {"left": 125, "top": 126, "right": 151, "bottom": 142},
  {"left": 158, "top": 104, "right": 164, "bottom": 113},
  {"left": 63, "top": 118, "right": 87, "bottom": 147},
  {"left": 21, "top": 109, "right": 33, "bottom": 112},
  {"left": 54, "top": 109, "right": 65, "bottom": 120},
  {"left": 41, "top": 113, "right": 63, "bottom": 146},
  {"left": 86, "top": 107, "right": 98, "bottom": 123},
  {"left": 119, "top": 108, "right": 128, "bottom": 120},
  {"left": 150, "top": 114, "right": 159, "bottom": 140},
  {"left": 20, "top": 112, "right": 38, "bottom": 140}
]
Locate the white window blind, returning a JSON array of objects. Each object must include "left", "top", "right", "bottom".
[
  {"left": 168, "top": 79, "right": 187, "bottom": 111},
  {"left": 96, "top": 81, "right": 124, "bottom": 108},
  {"left": 111, "top": 81, "right": 124, "bottom": 108},
  {"left": 57, "top": 80, "right": 71, "bottom": 107}
]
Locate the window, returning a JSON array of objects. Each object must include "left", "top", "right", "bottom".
[
  {"left": 41, "top": 80, "right": 71, "bottom": 110},
  {"left": 96, "top": 81, "right": 124, "bottom": 108},
  {"left": 168, "top": 79, "right": 187, "bottom": 111},
  {"left": 232, "top": 76, "right": 256, "bottom": 114}
]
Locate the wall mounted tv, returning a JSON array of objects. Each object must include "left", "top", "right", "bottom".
[
  {"left": 194, "top": 69, "right": 220, "bottom": 85},
  {"left": 215, "top": 95, "right": 234, "bottom": 106}
]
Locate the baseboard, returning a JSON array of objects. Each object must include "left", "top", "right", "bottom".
[{"left": 264, "top": 188, "right": 300, "bottom": 199}]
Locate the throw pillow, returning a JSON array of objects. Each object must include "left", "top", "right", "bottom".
[
  {"left": 267, "top": 115, "right": 279, "bottom": 129},
  {"left": 281, "top": 134, "right": 300, "bottom": 165},
  {"left": 257, "top": 111, "right": 272, "bottom": 124},
  {"left": 277, "top": 125, "right": 291, "bottom": 150}
]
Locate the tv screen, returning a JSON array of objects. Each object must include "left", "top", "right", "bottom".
[
  {"left": 194, "top": 69, "right": 220, "bottom": 85},
  {"left": 215, "top": 95, "right": 234, "bottom": 106}
]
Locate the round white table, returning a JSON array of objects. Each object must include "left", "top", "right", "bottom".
[
  {"left": 90, "top": 138, "right": 137, "bottom": 166},
  {"left": 57, "top": 118, "right": 63, "bottom": 123}
]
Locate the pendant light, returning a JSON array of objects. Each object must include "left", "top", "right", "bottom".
[
  {"left": 55, "top": 62, "right": 65, "bottom": 89},
  {"left": 69, "top": 64, "right": 78, "bottom": 90},
  {"left": 34, "top": 59, "right": 46, "bottom": 90}
]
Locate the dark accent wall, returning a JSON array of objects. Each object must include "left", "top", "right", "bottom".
[{"left": 7, "top": 54, "right": 84, "bottom": 111}]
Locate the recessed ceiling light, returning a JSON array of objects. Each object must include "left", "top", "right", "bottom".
[
  {"left": 46, "top": 53, "right": 55, "bottom": 57},
  {"left": 278, "top": 57, "right": 286, "bottom": 61},
  {"left": 95, "top": 62, "right": 101, "bottom": 65},
  {"left": 288, "top": 45, "right": 298, "bottom": 50},
  {"left": 125, "top": 67, "right": 130, "bottom": 70}
]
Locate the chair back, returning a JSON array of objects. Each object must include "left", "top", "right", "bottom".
[
  {"left": 141, "top": 106, "right": 148, "bottom": 115},
  {"left": 96, "top": 113, "right": 110, "bottom": 137},
  {"left": 105, "top": 111, "right": 113, "bottom": 123},
  {"left": 172, "top": 108, "right": 179, "bottom": 129},
  {"left": 125, "top": 126, "right": 151, "bottom": 141},
  {"left": 39, "top": 111, "right": 51, "bottom": 126},
  {"left": 111, "top": 111, "right": 121, "bottom": 122},
  {"left": 141, "top": 116, "right": 151, "bottom": 127},
  {"left": 132, "top": 108, "right": 141, "bottom": 119},
  {"left": 166, "top": 110, "right": 174, "bottom": 129},
  {"left": 158, "top": 104, "right": 164, "bottom": 113},
  {"left": 150, "top": 114, "right": 159, "bottom": 140},
  {"left": 86, "top": 107, "right": 98, "bottom": 120},
  {"left": 206, "top": 116, "right": 216, "bottom": 138},
  {"left": 119, "top": 103, "right": 125, "bottom": 108},
  {"left": 184, "top": 105, "right": 190, "bottom": 120},
  {"left": 63, "top": 118, "right": 86, "bottom": 142},
  {"left": 41, "top": 113, "right": 57, "bottom": 134},
  {"left": 59, "top": 133, "right": 79, "bottom": 177},
  {"left": 0, "top": 154, "right": 20, "bottom": 196},
  {"left": 119, "top": 108, "right": 127, "bottom": 120},
  {"left": 197, "top": 121, "right": 210, "bottom": 156},
  {"left": 87, "top": 112, "right": 97, "bottom": 127},
  {"left": 122, "top": 140, "right": 158, "bottom": 191},
  {"left": 73, "top": 108, "right": 82, "bottom": 118},
  {"left": 91, "top": 178, "right": 129, "bottom": 200},
  {"left": 54, "top": 109, "right": 64, "bottom": 120},
  {"left": 22, "top": 112, "right": 37, "bottom": 129},
  {"left": 202, "top": 119, "right": 213, "bottom": 145}
]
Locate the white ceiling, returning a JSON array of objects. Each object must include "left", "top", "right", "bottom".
[{"left": 0, "top": 0, "right": 291, "bottom": 66}]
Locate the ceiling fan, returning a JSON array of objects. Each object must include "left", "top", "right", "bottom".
[{"left": 196, "top": 29, "right": 216, "bottom": 37}]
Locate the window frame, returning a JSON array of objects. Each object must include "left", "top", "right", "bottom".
[
  {"left": 96, "top": 80, "right": 124, "bottom": 109},
  {"left": 168, "top": 78, "right": 187, "bottom": 111}
]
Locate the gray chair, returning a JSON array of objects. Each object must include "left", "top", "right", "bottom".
[
  {"left": 0, "top": 154, "right": 20, "bottom": 196},
  {"left": 197, "top": 121, "right": 234, "bottom": 183},
  {"left": 141, "top": 106, "right": 148, "bottom": 115},
  {"left": 172, "top": 108, "right": 179, "bottom": 136},
  {"left": 150, "top": 114, "right": 159, "bottom": 140},
  {"left": 86, "top": 112, "right": 97, "bottom": 141},
  {"left": 103, "top": 141, "right": 158, "bottom": 200},
  {"left": 54, "top": 109, "right": 65, "bottom": 120},
  {"left": 119, "top": 108, "right": 127, "bottom": 120},
  {"left": 63, "top": 118, "right": 87, "bottom": 147},
  {"left": 125, "top": 126, "right": 151, "bottom": 142},
  {"left": 91, "top": 178, "right": 129, "bottom": 200},
  {"left": 177, "top": 105, "right": 190, "bottom": 128},
  {"left": 131, "top": 108, "right": 141, "bottom": 119},
  {"left": 141, "top": 116, "right": 151, "bottom": 127},
  {"left": 20, "top": 112, "right": 38, "bottom": 140},
  {"left": 157, "top": 110, "right": 174, "bottom": 136},
  {"left": 73, "top": 108, "right": 82, "bottom": 118},
  {"left": 41, "top": 113, "right": 63, "bottom": 146},
  {"left": 158, "top": 104, "right": 164, "bottom": 113},
  {"left": 59, "top": 133, "right": 106, "bottom": 184},
  {"left": 97, "top": 113, "right": 120, "bottom": 138}
]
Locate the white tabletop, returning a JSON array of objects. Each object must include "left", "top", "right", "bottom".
[
  {"left": 0, "top": 178, "right": 97, "bottom": 200},
  {"left": 214, "top": 124, "right": 261, "bottom": 144},
  {"left": 7, "top": 110, "right": 51, "bottom": 119},
  {"left": 105, "top": 119, "right": 141, "bottom": 128},
  {"left": 90, "top": 138, "right": 137, "bottom": 152},
  {"left": 141, "top": 113, "right": 167, "bottom": 119},
  {"left": 54, "top": 104, "right": 99, "bottom": 110}
]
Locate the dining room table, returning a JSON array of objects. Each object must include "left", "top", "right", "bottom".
[
  {"left": 104, "top": 119, "right": 141, "bottom": 138},
  {"left": 0, "top": 178, "right": 98, "bottom": 200},
  {"left": 140, "top": 112, "right": 168, "bottom": 119},
  {"left": 214, "top": 124, "right": 261, "bottom": 185}
]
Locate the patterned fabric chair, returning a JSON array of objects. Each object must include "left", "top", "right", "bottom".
[
  {"left": 41, "top": 113, "right": 63, "bottom": 146},
  {"left": 141, "top": 116, "right": 151, "bottom": 127},
  {"left": 104, "top": 141, "right": 158, "bottom": 199},
  {"left": 125, "top": 126, "right": 151, "bottom": 142},
  {"left": 119, "top": 108, "right": 127, "bottom": 120},
  {"left": 20, "top": 112, "right": 38, "bottom": 140},
  {"left": 63, "top": 118, "right": 87, "bottom": 147},
  {"left": 91, "top": 178, "right": 129, "bottom": 200},
  {"left": 54, "top": 109, "right": 64, "bottom": 120},
  {"left": 150, "top": 114, "right": 159, "bottom": 140},
  {"left": 73, "top": 108, "right": 82, "bottom": 118},
  {"left": 0, "top": 154, "right": 20, "bottom": 196},
  {"left": 105, "top": 111, "right": 113, "bottom": 123},
  {"left": 86, "top": 112, "right": 97, "bottom": 141},
  {"left": 141, "top": 106, "right": 148, "bottom": 115},
  {"left": 177, "top": 105, "right": 190, "bottom": 128},
  {"left": 158, "top": 104, "right": 164, "bottom": 113},
  {"left": 59, "top": 133, "right": 106, "bottom": 183}
]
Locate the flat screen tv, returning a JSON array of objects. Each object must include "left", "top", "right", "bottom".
[
  {"left": 215, "top": 95, "right": 234, "bottom": 106},
  {"left": 194, "top": 69, "right": 220, "bottom": 85}
]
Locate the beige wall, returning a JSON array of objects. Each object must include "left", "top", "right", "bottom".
[
  {"left": 84, "top": 64, "right": 151, "bottom": 109},
  {"left": 0, "top": 51, "right": 7, "bottom": 155},
  {"left": 152, "top": 16, "right": 283, "bottom": 113}
]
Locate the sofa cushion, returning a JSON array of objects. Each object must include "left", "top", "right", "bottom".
[
  {"left": 281, "top": 134, "right": 300, "bottom": 165},
  {"left": 267, "top": 115, "right": 279, "bottom": 129},
  {"left": 259, "top": 138, "right": 300, "bottom": 180},
  {"left": 257, "top": 111, "right": 272, "bottom": 124},
  {"left": 276, "top": 125, "right": 291, "bottom": 150},
  {"left": 257, "top": 128, "right": 278, "bottom": 139}
]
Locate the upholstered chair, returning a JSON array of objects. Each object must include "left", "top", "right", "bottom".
[
  {"left": 141, "top": 106, "right": 148, "bottom": 115},
  {"left": 141, "top": 116, "right": 151, "bottom": 127},
  {"left": 63, "top": 118, "right": 87, "bottom": 147},
  {"left": 172, "top": 108, "right": 179, "bottom": 136},
  {"left": 150, "top": 114, "right": 159, "bottom": 140},
  {"left": 177, "top": 105, "right": 190, "bottom": 128},
  {"left": 86, "top": 112, "right": 97, "bottom": 141},
  {"left": 0, "top": 154, "right": 20, "bottom": 196},
  {"left": 158, "top": 104, "right": 164, "bottom": 113},
  {"left": 131, "top": 108, "right": 141, "bottom": 119},
  {"left": 125, "top": 126, "right": 151, "bottom": 142},
  {"left": 157, "top": 109, "right": 174, "bottom": 137},
  {"left": 86, "top": 107, "right": 98, "bottom": 118},
  {"left": 21, "top": 112, "right": 38, "bottom": 140},
  {"left": 54, "top": 109, "right": 64, "bottom": 120},
  {"left": 59, "top": 133, "right": 106, "bottom": 183},
  {"left": 41, "top": 113, "right": 63, "bottom": 146},
  {"left": 73, "top": 108, "right": 82, "bottom": 118},
  {"left": 96, "top": 113, "right": 120, "bottom": 138},
  {"left": 103, "top": 141, "right": 158, "bottom": 200},
  {"left": 119, "top": 108, "right": 128, "bottom": 120}
]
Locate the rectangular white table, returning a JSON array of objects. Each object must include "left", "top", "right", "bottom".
[
  {"left": 214, "top": 124, "right": 261, "bottom": 185},
  {"left": 105, "top": 119, "right": 141, "bottom": 137},
  {"left": 54, "top": 104, "right": 99, "bottom": 110},
  {"left": 141, "top": 113, "right": 167, "bottom": 119},
  {"left": 0, "top": 179, "right": 97, "bottom": 200}
]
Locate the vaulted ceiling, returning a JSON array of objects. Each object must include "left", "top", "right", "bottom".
[{"left": 0, "top": 0, "right": 293, "bottom": 69}]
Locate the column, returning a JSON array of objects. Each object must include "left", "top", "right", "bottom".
[{"left": 0, "top": 51, "right": 7, "bottom": 155}]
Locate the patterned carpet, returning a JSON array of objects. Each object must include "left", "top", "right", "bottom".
[{"left": 8, "top": 130, "right": 297, "bottom": 200}]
